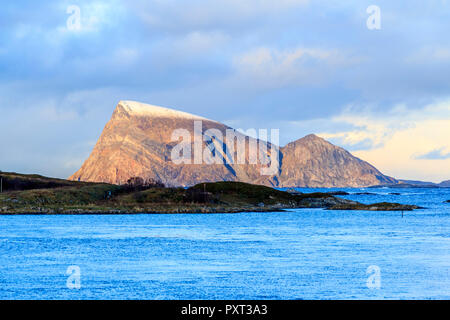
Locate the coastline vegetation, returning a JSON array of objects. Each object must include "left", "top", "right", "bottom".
[{"left": 0, "top": 171, "right": 420, "bottom": 214}]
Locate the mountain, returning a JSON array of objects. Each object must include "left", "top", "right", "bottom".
[
  {"left": 70, "top": 101, "right": 278, "bottom": 187},
  {"left": 439, "top": 180, "right": 450, "bottom": 187},
  {"left": 398, "top": 179, "right": 437, "bottom": 186},
  {"left": 70, "top": 100, "right": 396, "bottom": 188},
  {"left": 278, "top": 134, "right": 396, "bottom": 188},
  {"left": 394, "top": 179, "right": 450, "bottom": 188}
]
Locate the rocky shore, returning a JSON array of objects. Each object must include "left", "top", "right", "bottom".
[{"left": 0, "top": 173, "right": 421, "bottom": 214}]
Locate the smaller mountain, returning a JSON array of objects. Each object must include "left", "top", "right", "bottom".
[
  {"left": 395, "top": 179, "right": 450, "bottom": 188},
  {"left": 398, "top": 179, "right": 438, "bottom": 187},
  {"left": 278, "top": 134, "right": 397, "bottom": 188},
  {"left": 439, "top": 180, "right": 450, "bottom": 187}
]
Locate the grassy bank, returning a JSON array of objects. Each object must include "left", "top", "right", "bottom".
[{"left": 0, "top": 172, "right": 420, "bottom": 214}]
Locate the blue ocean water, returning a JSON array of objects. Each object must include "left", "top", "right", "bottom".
[{"left": 0, "top": 187, "right": 449, "bottom": 300}]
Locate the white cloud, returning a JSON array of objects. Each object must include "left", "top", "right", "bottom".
[
  {"left": 40, "top": 105, "right": 80, "bottom": 121},
  {"left": 233, "top": 47, "right": 358, "bottom": 88},
  {"left": 407, "top": 46, "right": 450, "bottom": 63},
  {"left": 58, "top": 1, "right": 125, "bottom": 34},
  {"left": 315, "top": 100, "right": 450, "bottom": 182},
  {"left": 113, "top": 48, "right": 140, "bottom": 65},
  {"left": 178, "top": 32, "right": 230, "bottom": 53},
  {"left": 157, "top": 31, "right": 231, "bottom": 57},
  {"left": 134, "top": 0, "right": 310, "bottom": 31}
]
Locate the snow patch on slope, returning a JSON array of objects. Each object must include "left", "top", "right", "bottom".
[{"left": 119, "top": 100, "right": 209, "bottom": 120}]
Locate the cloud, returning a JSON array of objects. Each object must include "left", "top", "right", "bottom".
[
  {"left": 1, "top": 0, "right": 450, "bottom": 181},
  {"left": 407, "top": 46, "right": 450, "bottom": 63},
  {"left": 232, "top": 47, "right": 361, "bottom": 89},
  {"left": 314, "top": 100, "right": 450, "bottom": 182},
  {"left": 0, "top": 87, "right": 125, "bottom": 178},
  {"left": 131, "top": 0, "right": 310, "bottom": 33},
  {"left": 414, "top": 148, "right": 450, "bottom": 160}
]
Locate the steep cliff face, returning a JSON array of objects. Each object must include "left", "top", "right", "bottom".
[
  {"left": 69, "top": 101, "right": 278, "bottom": 187},
  {"left": 70, "top": 100, "right": 396, "bottom": 188},
  {"left": 278, "top": 134, "right": 397, "bottom": 187}
]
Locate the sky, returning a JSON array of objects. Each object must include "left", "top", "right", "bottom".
[{"left": 1, "top": 0, "right": 450, "bottom": 182}]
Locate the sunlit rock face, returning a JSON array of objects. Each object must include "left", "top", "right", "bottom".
[
  {"left": 279, "top": 134, "right": 397, "bottom": 188},
  {"left": 70, "top": 101, "right": 396, "bottom": 188},
  {"left": 69, "top": 101, "right": 279, "bottom": 187}
]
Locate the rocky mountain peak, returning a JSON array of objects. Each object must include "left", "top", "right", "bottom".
[
  {"left": 286, "top": 134, "right": 330, "bottom": 147},
  {"left": 115, "top": 100, "right": 209, "bottom": 121},
  {"left": 70, "top": 100, "right": 397, "bottom": 188}
]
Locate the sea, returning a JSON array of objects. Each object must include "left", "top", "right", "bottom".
[{"left": 0, "top": 187, "right": 449, "bottom": 300}]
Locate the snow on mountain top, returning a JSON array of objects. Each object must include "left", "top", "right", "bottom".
[{"left": 119, "top": 100, "right": 209, "bottom": 120}]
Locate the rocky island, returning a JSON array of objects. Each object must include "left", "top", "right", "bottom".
[
  {"left": 70, "top": 100, "right": 397, "bottom": 188},
  {"left": 0, "top": 172, "right": 420, "bottom": 214}
]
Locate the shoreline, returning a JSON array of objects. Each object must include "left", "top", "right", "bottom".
[
  {"left": 0, "top": 203, "right": 422, "bottom": 215},
  {"left": 0, "top": 175, "right": 421, "bottom": 215}
]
